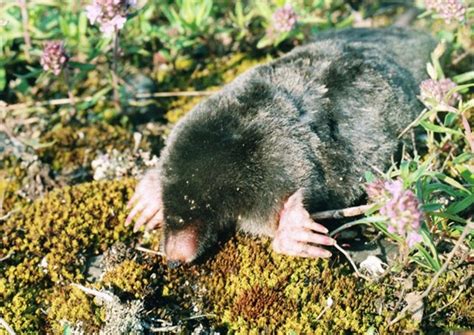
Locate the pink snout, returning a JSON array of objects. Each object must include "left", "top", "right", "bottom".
[{"left": 164, "top": 226, "right": 199, "bottom": 263}]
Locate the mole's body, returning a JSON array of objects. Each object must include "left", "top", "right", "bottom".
[{"left": 127, "top": 28, "right": 435, "bottom": 263}]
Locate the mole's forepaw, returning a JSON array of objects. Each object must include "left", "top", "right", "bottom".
[
  {"left": 271, "top": 189, "right": 335, "bottom": 258},
  {"left": 126, "top": 170, "right": 163, "bottom": 232}
]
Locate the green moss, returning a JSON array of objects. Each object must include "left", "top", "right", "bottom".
[
  {"left": 47, "top": 286, "right": 102, "bottom": 334},
  {"left": 102, "top": 259, "right": 151, "bottom": 298},
  {"left": 164, "top": 53, "right": 270, "bottom": 124},
  {"left": 0, "top": 179, "right": 137, "bottom": 334},
  {"left": 0, "top": 179, "right": 471, "bottom": 334},
  {"left": 37, "top": 123, "right": 138, "bottom": 174}
]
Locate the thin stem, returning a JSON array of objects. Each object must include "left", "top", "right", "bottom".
[
  {"left": 63, "top": 67, "right": 77, "bottom": 117},
  {"left": 111, "top": 30, "right": 121, "bottom": 111},
  {"left": 3, "top": 90, "right": 215, "bottom": 112},
  {"left": 334, "top": 243, "right": 371, "bottom": 281},
  {"left": 312, "top": 204, "right": 372, "bottom": 221},
  {"left": 0, "top": 317, "right": 16, "bottom": 335},
  {"left": 461, "top": 112, "right": 474, "bottom": 152},
  {"left": 388, "top": 220, "right": 473, "bottom": 326},
  {"left": 70, "top": 283, "right": 114, "bottom": 303},
  {"left": 18, "top": 0, "right": 31, "bottom": 61}
]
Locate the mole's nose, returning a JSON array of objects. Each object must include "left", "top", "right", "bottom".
[{"left": 167, "top": 260, "right": 181, "bottom": 269}]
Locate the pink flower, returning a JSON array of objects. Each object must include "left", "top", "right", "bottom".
[
  {"left": 365, "top": 179, "right": 423, "bottom": 248},
  {"left": 439, "top": 0, "right": 466, "bottom": 23},
  {"left": 420, "top": 78, "right": 461, "bottom": 108},
  {"left": 272, "top": 4, "right": 297, "bottom": 33},
  {"left": 40, "top": 41, "right": 68, "bottom": 76},
  {"left": 424, "top": 0, "right": 466, "bottom": 23},
  {"left": 86, "top": 3, "right": 102, "bottom": 24},
  {"left": 407, "top": 231, "right": 423, "bottom": 248},
  {"left": 86, "top": 0, "right": 135, "bottom": 36}
]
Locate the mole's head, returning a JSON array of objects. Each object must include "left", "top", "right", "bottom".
[{"left": 159, "top": 105, "right": 265, "bottom": 263}]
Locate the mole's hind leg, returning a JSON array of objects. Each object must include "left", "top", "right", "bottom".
[
  {"left": 272, "top": 189, "right": 335, "bottom": 259},
  {"left": 126, "top": 169, "right": 164, "bottom": 232}
]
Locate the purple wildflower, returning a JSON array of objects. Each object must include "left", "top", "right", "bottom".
[
  {"left": 366, "top": 179, "right": 423, "bottom": 248},
  {"left": 366, "top": 179, "right": 387, "bottom": 203},
  {"left": 424, "top": 0, "right": 466, "bottom": 23},
  {"left": 425, "top": 0, "right": 441, "bottom": 11},
  {"left": 438, "top": 0, "right": 466, "bottom": 23},
  {"left": 420, "top": 78, "right": 461, "bottom": 108},
  {"left": 40, "top": 41, "right": 68, "bottom": 76},
  {"left": 272, "top": 4, "right": 297, "bottom": 33},
  {"left": 86, "top": 0, "right": 136, "bottom": 37}
]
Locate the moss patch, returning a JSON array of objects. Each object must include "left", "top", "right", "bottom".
[
  {"left": 0, "top": 179, "right": 137, "bottom": 334},
  {"left": 0, "top": 179, "right": 471, "bottom": 334},
  {"left": 37, "top": 123, "right": 139, "bottom": 175}
]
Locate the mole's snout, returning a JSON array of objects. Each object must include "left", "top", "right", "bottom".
[{"left": 164, "top": 225, "right": 199, "bottom": 263}]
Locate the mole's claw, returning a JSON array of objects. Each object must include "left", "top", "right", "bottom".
[
  {"left": 126, "top": 202, "right": 146, "bottom": 226},
  {"left": 145, "top": 209, "right": 164, "bottom": 231},
  {"left": 127, "top": 193, "right": 140, "bottom": 209},
  {"left": 133, "top": 203, "right": 161, "bottom": 232},
  {"left": 272, "top": 189, "right": 333, "bottom": 259}
]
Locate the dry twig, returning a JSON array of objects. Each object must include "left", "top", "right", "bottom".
[
  {"left": 70, "top": 283, "right": 114, "bottom": 303},
  {"left": 18, "top": 0, "right": 31, "bottom": 61},
  {"left": 312, "top": 204, "right": 372, "bottom": 221},
  {"left": 0, "top": 317, "right": 16, "bottom": 335},
  {"left": 334, "top": 243, "right": 371, "bottom": 281},
  {"left": 388, "top": 220, "right": 473, "bottom": 326},
  {"left": 2, "top": 90, "right": 216, "bottom": 112},
  {"left": 135, "top": 246, "right": 165, "bottom": 257}
]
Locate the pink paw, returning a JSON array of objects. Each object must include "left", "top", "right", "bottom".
[
  {"left": 126, "top": 169, "right": 164, "bottom": 232},
  {"left": 272, "top": 189, "right": 335, "bottom": 258}
]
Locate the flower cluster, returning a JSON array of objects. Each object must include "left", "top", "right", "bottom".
[
  {"left": 86, "top": 0, "right": 136, "bottom": 36},
  {"left": 272, "top": 4, "right": 297, "bottom": 33},
  {"left": 366, "top": 179, "right": 423, "bottom": 248},
  {"left": 419, "top": 78, "right": 460, "bottom": 108},
  {"left": 40, "top": 41, "right": 68, "bottom": 76},
  {"left": 424, "top": 0, "right": 466, "bottom": 23}
]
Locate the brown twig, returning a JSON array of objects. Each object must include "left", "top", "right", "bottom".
[
  {"left": 70, "top": 283, "right": 114, "bottom": 303},
  {"left": 0, "top": 252, "right": 12, "bottom": 262},
  {"left": 17, "top": 0, "right": 31, "bottom": 61},
  {"left": 461, "top": 112, "right": 474, "bottom": 153},
  {"left": 0, "top": 209, "right": 20, "bottom": 221},
  {"left": 3, "top": 91, "right": 215, "bottom": 112},
  {"left": 334, "top": 243, "right": 371, "bottom": 281},
  {"left": 135, "top": 246, "right": 166, "bottom": 257},
  {"left": 425, "top": 284, "right": 465, "bottom": 320},
  {"left": 398, "top": 108, "right": 428, "bottom": 139},
  {"left": 63, "top": 67, "right": 77, "bottom": 116},
  {"left": 311, "top": 204, "right": 372, "bottom": 221},
  {"left": 149, "top": 325, "right": 180, "bottom": 332},
  {"left": 0, "top": 317, "right": 16, "bottom": 335},
  {"left": 111, "top": 30, "right": 121, "bottom": 111},
  {"left": 388, "top": 220, "right": 473, "bottom": 326}
]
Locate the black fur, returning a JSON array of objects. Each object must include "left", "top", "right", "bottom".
[{"left": 158, "top": 28, "right": 435, "bottom": 258}]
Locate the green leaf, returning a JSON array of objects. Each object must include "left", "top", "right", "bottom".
[
  {"left": 453, "top": 71, "right": 474, "bottom": 84},
  {"left": 0, "top": 67, "right": 6, "bottom": 91},
  {"left": 421, "top": 203, "right": 443, "bottom": 211},
  {"left": 434, "top": 173, "right": 470, "bottom": 193},
  {"left": 257, "top": 36, "right": 273, "bottom": 49},
  {"left": 446, "top": 194, "right": 474, "bottom": 215},
  {"left": 420, "top": 120, "right": 464, "bottom": 136},
  {"left": 453, "top": 152, "right": 474, "bottom": 164},
  {"left": 69, "top": 62, "right": 95, "bottom": 71},
  {"left": 364, "top": 171, "right": 375, "bottom": 183}
]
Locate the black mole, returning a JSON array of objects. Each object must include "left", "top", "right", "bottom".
[{"left": 126, "top": 28, "right": 435, "bottom": 263}]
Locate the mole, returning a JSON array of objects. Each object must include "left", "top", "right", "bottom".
[{"left": 126, "top": 28, "right": 435, "bottom": 264}]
